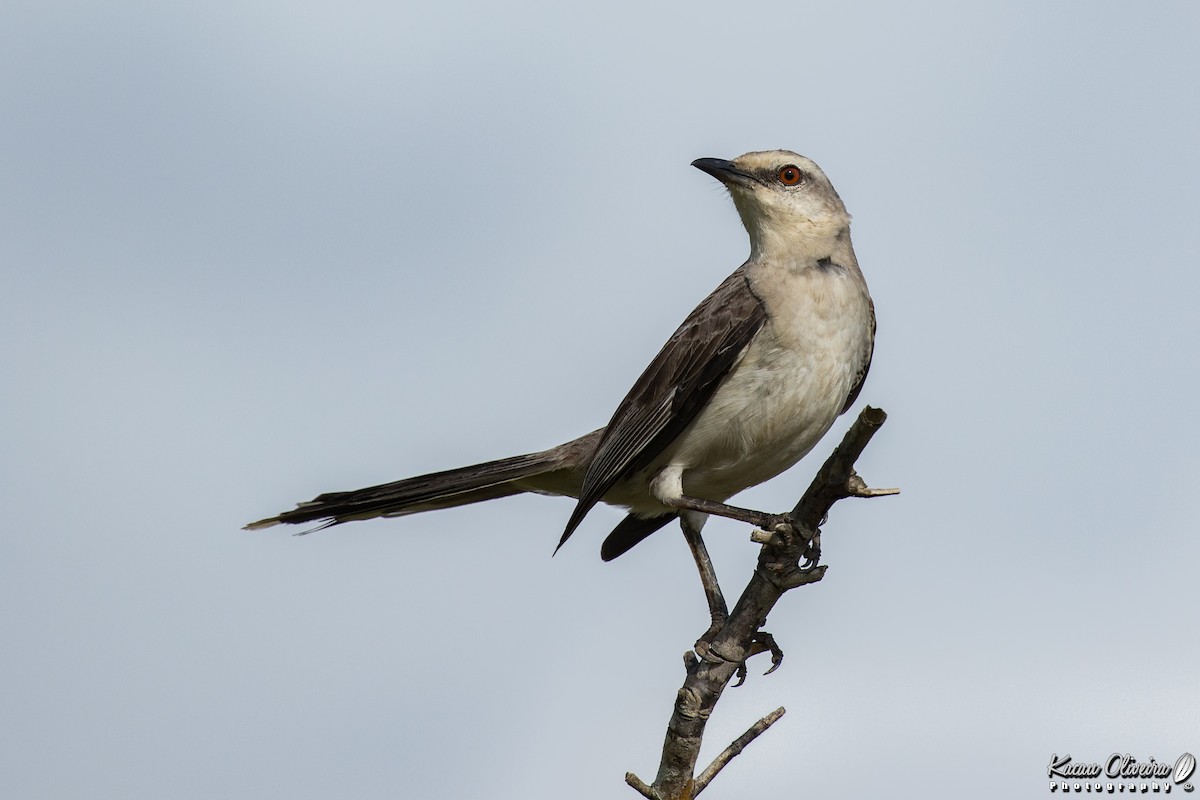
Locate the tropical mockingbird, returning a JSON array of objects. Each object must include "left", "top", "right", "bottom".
[{"left": 247, "top": 150, "right": 875, "bottom": 634}]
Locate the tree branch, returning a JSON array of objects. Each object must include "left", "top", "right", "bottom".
[
  {"left": 694, "top": 706, "right": 785, "bottom": 794},
  {"left": 624, "top": 772, "right": 657, "bottom": 799},
  {"left": 624, "top": 406, "right": 895, "bottom": 798}
]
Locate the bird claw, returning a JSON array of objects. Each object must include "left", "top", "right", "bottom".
[
  {"left": 731, "top": 630, "right": 784, "bottom": 686},
  {"left": 754, "top": 631, "right": 784, "bottom": 675},
  {"left": 759, "top": 517, "right": 822, "bottom": 570},
  {"left": 798, "top": 530, "right": 822, "bottom": 571}
]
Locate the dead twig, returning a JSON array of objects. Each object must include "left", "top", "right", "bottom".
[
  {"left": 694, "top": 706, "right": 786, "bottom": 794},
  {"left": 625, "top": 406, "right": 896, "bottom": 798}
]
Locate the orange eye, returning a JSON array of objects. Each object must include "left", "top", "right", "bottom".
[{"left": 777, "top": 165, "right": 803, "bottom": 186}]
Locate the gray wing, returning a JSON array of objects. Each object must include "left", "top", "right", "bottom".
[
  {"left": 556, "top": 267, "right": 768, "bottom": 550},
  {"left": 841, "top": 296, "right": 875, "bottom": 414}
]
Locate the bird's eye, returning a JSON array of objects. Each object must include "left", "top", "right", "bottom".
[{"left": 777, "top": 165, "right": 804, "bottom": 186}]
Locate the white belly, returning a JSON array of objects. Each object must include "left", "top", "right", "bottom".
[{"left": 619, "top": 262, "right": 873, "bottom": 514}]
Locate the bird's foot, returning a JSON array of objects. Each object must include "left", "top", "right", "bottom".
[
  {"left": 692, "top": 613, "right": 728, "bottom": 661},
  {"left": 752, "top": 515, "right": 822, "bottom": 570},
  {"left": 732, "top": 631, "right": 784, "bottom": 687},
  {"left": 753, "top": 515, "right": 827, "bottom": 595},
  {"left": 799, "top": 528, "right": 822, "bottom": 571}
]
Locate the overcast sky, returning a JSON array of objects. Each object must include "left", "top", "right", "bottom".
[{"left": 3, "top": 2, "right": 1199, "bottom": 798}]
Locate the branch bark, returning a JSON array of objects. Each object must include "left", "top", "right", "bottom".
[{"left": 625, "top": 406, "right": 895, "bottom": 799}]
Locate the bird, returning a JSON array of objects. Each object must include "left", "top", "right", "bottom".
[{"left": 246, "top": 150, "right": 874, "bottom": 632}]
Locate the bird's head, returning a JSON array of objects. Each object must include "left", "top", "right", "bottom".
[{"left": 692, "top": 150, "right": 850, "bottom": 260}]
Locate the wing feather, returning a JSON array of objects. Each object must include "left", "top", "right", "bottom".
[
  {"left": 841, "top": 297, "right": 875, "bottom": 414},
  {"left": 556, "top": 268, "right": 767, "bottom": 548}
]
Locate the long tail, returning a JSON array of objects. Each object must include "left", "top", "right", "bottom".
[{"left": 244, "top": 444, "right": 589, "bottom": 532}]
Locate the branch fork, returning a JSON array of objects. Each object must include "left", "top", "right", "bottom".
[{"left": 625, "top": 406, "right": 896, "bottom": 799}]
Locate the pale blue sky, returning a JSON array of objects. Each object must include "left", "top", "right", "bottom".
[{"left": 3, "top": 2, "right": 1198, "bottom": 798}]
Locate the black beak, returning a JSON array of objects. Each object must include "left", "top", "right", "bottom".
[{"left": 691, "top": 158, "right": 758, "bottom": 187}]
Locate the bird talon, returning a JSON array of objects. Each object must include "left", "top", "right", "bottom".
[
  {"left": 755, "top": 631, "right": 784, "bottom": 675},
  {"left": 728, "top": 631, "right": 785, "bottom": 684},
  {"left": 798, "top": 530, "right": 822, "bottom": 570},
  {"left": 733, "top": 661, "right": 749, "bottom": 687}
]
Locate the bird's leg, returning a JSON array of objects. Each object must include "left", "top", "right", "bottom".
[
  {"left": 678, "top": 514, "right": 728, "bottom": 653},
  {"left": 666, "top": 495, "right": 777, "bottom": 529},
  {"left": 670, "top": 495, "right": 821, "bottom": 569},
  {"left": 671, "top": 499, "right": 823, "bottom": 684},
  {"left": 682, "top": 517, "right": 788, "bottom": 683}
]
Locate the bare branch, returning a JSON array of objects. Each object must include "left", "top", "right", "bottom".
[
  {"left": 625, "top": 772, "right": 657, "bottom": 799},
  {"left": 694, "top": 707, "right": 786, "bottom": 794},
  {"left": 788, "top": 405, "right": 893, "bottom": 528},
  {"left": 748, "top": 528, "right": 775, "bottom": 545},
  {"left": 629, "top": 406, "right": 895, "bottom": 798},
  {"left": 850, "top": 485, "right": 901, "bottom": 497},
  {"left": 847, "top": 472, "right": 900, "bottom": 498}
]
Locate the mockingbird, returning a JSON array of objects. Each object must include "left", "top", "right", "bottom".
[{"left": 247, "top": 150, "right": 874, "bottom": 635}]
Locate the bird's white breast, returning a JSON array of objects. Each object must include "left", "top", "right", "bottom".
[{"left": 667, "top": 260, "right": 873, "bottom": 502}]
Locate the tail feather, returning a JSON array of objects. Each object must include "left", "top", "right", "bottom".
[
  {"left": 241, "top": 430, "right": 684, "bottom": 558},
  {"left": 600, "top": 513, "right": 676, "bottom": 561},
  {"left": 244, "top": 451, "right": 566, "bottom": 531}
]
